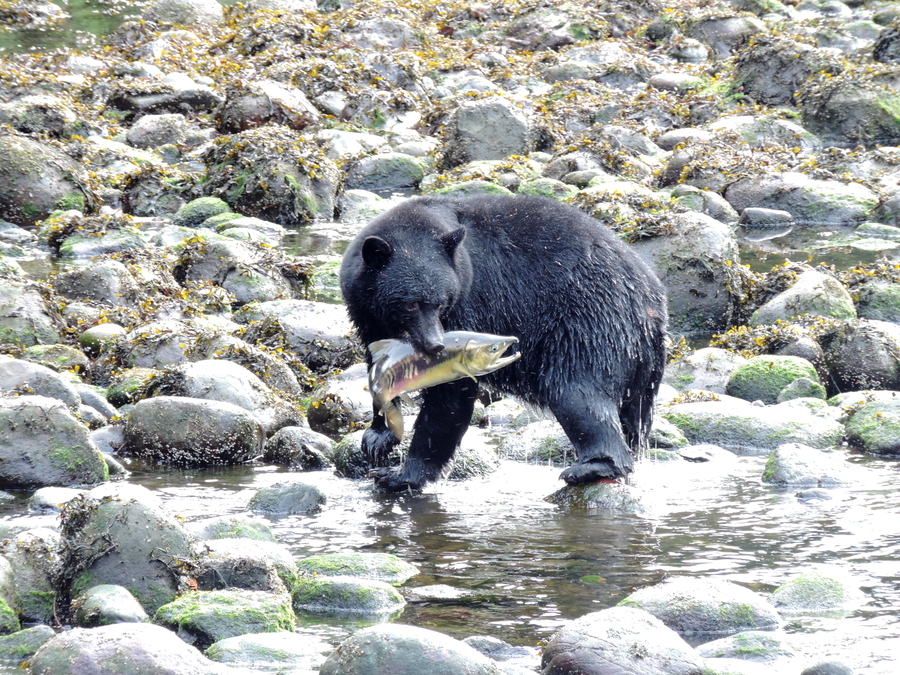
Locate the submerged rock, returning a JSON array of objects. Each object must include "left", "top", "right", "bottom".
[
  {"left": 546, "top": 481, "right": 656, "bottom": 517},
  {"left": 296, "top": 552, "right": 418, "bottom": 586},
  {"left": 206, "top": 630, "right": 330, "bottom": 671},
  {"left": 696, "top": 630, "right": 799, "bottom": 664},
  {"left": 769, "top": 568, "right": 864, "bottom": 615},
  {"left": 762, "top": 443, "right": 857, "bottom": 487},
  {"left": 292, "top": 576, "right": 406, "bottom": 618},
  {"left": 247, "top": 480, "right": 326, "bottom": 514}
]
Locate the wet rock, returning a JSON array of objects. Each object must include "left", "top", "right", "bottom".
[
  {"left": 344, "top": 152, "right": 427, "bottom": 192},
  {"left": 142, "top": 0, "right": 223, "bottom": 25},
  {"left": 821, "top": 319, "right": 900, "bottom": 391},
  {"left": 248, "top": 480, "right": 325, "bottom": 514},
  {"left": 206, "top": 630, "right": 330, "bottom": 671},
  {"left": 293, "top": 575, "right": 405, "bottom": 618},
  {"left": 684, "top": 14, "right": 765, "bottom": 59},
  {"left": 801, "top": 660, "right": 855, "bottom": 675},
  {"left": 29, "top": 486, "right": 85, "bottom": 513},
  {"left": 22, "top": 345, "right": 88, "bottom": 379},
  {"left": 52, "top": 259, "right": 140, "bottom": 310},
  {"left": 776, "top": 377, "right": 827, "bottom": 402},
  {"left": 763, "top": 443, "right": 856, "bottom": 487},
  {"left": 71, "top": 585, "right": 149, "bottom": 627},
  {"left": 203, "top": 125, "right": 339, "bottom": 225},
  {"left": 665, "top": 348, "right": 748, "bottom": 395},
  {"left": 307, "top": 365, "right": 372, "bottom": 438},
  {"left": 543, "top": 42, "right": 658, "bottom": 89},
  {"left": 0, "top": 355, "right": 81, "bottom": 410},
  {"left": 726, "top": 355, "right": 821, "bottom": 404},
  {"left": 441, "top": 97, "right": 530, "bottom": 169},
  {"left": 126, "top": 113, "right": 188, "bottom": 149},
  {"left": 1, "top": 528, "right": 58, "bottom": 623},
  {"left": 296, "top": 552, "right": 418, "bottom": 586},
  {"left": 57, "top": 484, "right": 194, "bottom": 614},
  {"left": 0, "top": 624, "right": 55, "bottom": 661},
  {"left": 122, "top": 395, "right": 265, "bottom": 467},
  {"left": 187, "top": 514, "right": 276, "bottom": 542},
  {"left": 542, "top": 605, "right": 704, "bottom": 675},
  {"left": 708, "top": 115, "right": 821, "bottom": 153},
  {"left": 215, "top": 216, "right": 285, "bottom": 245},
  {"left": 0, "top": 134, "right": 90, "bottom": 226},
  {"left": 0, "top": 94, "right": 78, "bottom": 137},
  {"left": 546, "top": 482, "right": 656, "bottom": 517},
  {"left": 673, "top": 186, "right": 740, "bottom": 225},
  {"left": 651, "top": 416, "right": 689, "bottom": 449},
  {"left": 751, "top": 269, "right": 855, "bottom": 326},
  {"left": 633, "top": 211, "right": 740, "bottom": 334},
  {"left": 217, "top": 79, "right": 320, "bottom": 134},
  {"left": 696, "top": 630, "right": 799, "bottom": 664},
  {"left": 172, "top": 196, "right": 230, "bottom": 227},
  {"left": 263, "top": 425, "right": 334, "bottom": 470},
  {"left": 346, "top": 17, "right": 418, "bottom": 50},
  {"left": 0, "top": 280, "right": 64, "bottom": 346},
  {"left": 321, "top": 623, "right": 493, "bottom": 674},
  {"left": 0, "top": 395, "right": 108, "bottom": 489},
  {"left": 445, "top": 440, "right": 500, "bottom": 480},
  {"left": 854, "top": 279, "right": 900, "bottom": 324},
  {"left": 329, "top": 430, "right": 371, "bottom": 478},
  {"left": 845, "top": 398, "right": 900, "bottom": 455},
  {"left": 676, "top": 444, "right": 736, "bottom": 463},
  {"left": 319, "top": 129, "right": 389, "bottom": 162},
  {"left": 725, "top": 173, "right": 877, "bottom": 227},
  {"left": 29, "top": 622, "right": 221, "bottom": 675},
  {"left": 660, "top": 397, "right": 844, "bottom": 455},
  {"left": 195, "top": 538, "right": 298, "bottom": 592},
  {"left": 769, "top": 568, "right": 864, "bottom": 615},
  {"left": 619, "top": 576, "right": 780, "bottom": 638},
  {"left": 104, "top": 367, "right": 158, "bottom": 406},
  {"left": 148, "top": 359, "right": 300, "bottom": 435}
]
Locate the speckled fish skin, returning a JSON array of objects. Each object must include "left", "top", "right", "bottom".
[{"left": 368, "top": 331, "right": 520, "bottom": 441}]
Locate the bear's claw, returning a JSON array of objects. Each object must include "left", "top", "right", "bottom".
[
  {"left": 559, "top": 457, "right": 625, "bottom": 485},
  {"left": 368, "top": 467, "right": 424, "bottom": 493}
]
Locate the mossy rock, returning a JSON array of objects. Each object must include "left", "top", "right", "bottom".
[
  {"left": 172, "top": 197, "right": 231, "bottom": 228},
  {"left": 776, "top": 377, "right": 827, "bottom": 403},
  {"left": 726, "top": 355, "right": 820, "bottom": 404},
  {"left": 516, "top": 178, "right": 578, "bottom": 201},
  {"left": 546, "top": 482, "right": 655, "bottom": 517},
  {"left": 154, "top": 589, "right": 295, "bottom": 651},
  {"left": 845, "top": 399, "right": 900, "bottom": 455},
  {"left": 295, "top": 552, "right": 418, "bottom": 586},
  {"left": 0, "top": 624, "right": 54, "bottom": 659},
  {"left": 189, "top": 515, "right": 276, "bottom": 542},
  {"left": 105, "top": 367, "right": 159, "bottom": 407},
  {"left": 431, "top": 180, "right": 514, "bottom": 197},
  {"left": 0, "top": 596, "right": 19, "bottom": 636},
  {"left": 291, "top": 576, "right": 405, "bottom": 618},
  {"left": 769, "top": 569, "right": 863, "bottom": 615}
]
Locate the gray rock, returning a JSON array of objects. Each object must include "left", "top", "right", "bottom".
[
  {"left": 661, "top": 397, "right": 844, "bottom": 454},
  {"left": 769, "top": 568, "right": 864, "bottom": 615},
  {"left": 709, "top": 115, "right": 821, "bottom": 153},
  {"left": 319, "top": 623, "right": 494, "bottom": 675},
  {"left": 215, "top": 216, "right": 284, "bottom": 245},
  {"left": 676, "top": 444, "right": 736, "bottom": 463},
  {"left": 217, "top": 79, "right": 320, "bottom": 134},
  {"left": 58, "top": 484, "right": 194, "bottom": 614},
  {"left": 672, "top": 186, "right": 740, "bottom": 225},
  {"left": 91, "top": 425, "right": 124, "bottom": 456},
  {"left": 1, "top": 528, "right": 58, "bottom": 622},
  {"left": 725, "top": 173, "right": 877, "bottom": 227},
  {"left": 142, "top": 0, "right": 223, "bottom": 25},
  {"left": 0, "top": 395, "right": 108, "bottom": 489},
  {"left": 684, "top": 14, "right": 765, "bottom": 59},
  {"left": 542, "top": 605, "right": 704, "bottom": 675},
  {"left": 248, "top": 480, "right": 325, "bottom": 514},
  {"left": 78, "top": 323, "right": 127, "bottom": 358},
  {"left": 442, "top": 97, "right": 530, "bottom": 169},
  {"left": 739, "top": 207, "right": 794, "bottom": 228},
  {"left": 172, "top": 197, "right": 230, "bottom": 228},
  {"left": 822, "top": 319, "right": 900, "bottom": 391},
  {"left": 195, "top": 538, "right": 299, "bottom": 592},
  {"left": 0, "top": 280, "right": 63, "bottom": 346},
  {"left": 52, "top": 259, "right": 140, "bottom": 309},
  {"left": 29, "top": 622, "right": 221, "bottom": 675},
  {"left": 726, "top": 355, "right": 821, "bottom": 404},
  {"left": 263, "top": 425, "right": 334, "bottom": 470},
  {"left": 762, "top": 443, "right": 856, "bottom": 487},
  {"left": 262, "top": 300, "right": 358, "bottom": 373},
  {"left": 72, "top": 584, "right": 149, "bottom": 627},
  {"left": 126, "top": 113, "right": 188, "bottom": 149},
  {"left": 546, "top": 482, "right": 656, "bottom": 517},
  {"left": 633, "top": 211, "right": 740, "bottom": 334},
  {"left": 801, "top": 660, "right": 855, "bottom": 675},
  {"left": 76, "top": 385, "right": 118, "bottom": 420},
  {"left": 206, "top": 630, "right": 330, "bottom": 671},
  {"left": 845, "top": 398, "right": 900, "bottom": 454},
  {"left": 344, "top": 152, "right": 426, "bottom": 192},
  {"left": 655, "top": 128, "right": 713, "bottom": 151},
  {"left": 0, "top": 94, "right": 78, "bottom": 137},
  {"left": 498, "top": 420, "right": 575, "bottom": 466},
  {"left": 0, "top": 134, "right": 89, "bottom": 227},
  {"left": 0, "top": 624, "right": 55, "bottom": 662},
  {"left": 0, "top": 355, "right": 81, "bottom": 410},
  {"left": 293, "top": 576, "right": 405, "bottom": 618},
  {"left": 296, "top": 552, "right": 418, "bottom": 586},
  {"left": 329, "top": 430, "right": 372, "bottom": 479},
  {"left": 29, "top": 486, "right": 85, "bottom": 513},
  {"left": 307, "top": 365, "right": 372, "bottom": 438},
  {"left": 188, "top": 515, "right": 275, "bottom": 542},
  {"left": 731, "top": 36, "right": 826, "bottom": 106},
  {"left": 619, "top": 577, "right": 781, "bottom": 638},
  {"left": 123, "top": 396, "right": 265, "bottom": 467},
  {"left": 665, "top": 348, "right": 748, "bottom": 395},
  {"left": 776, "top": 377, "right": 827, "bottom": 403},
  {"left": 696, "top": 630, "right": 799, "bottom": 663},
  {"left": 750, "top": 270, "right": 856, "bottom": 326},
  {"left": 346, "top": 17, "right": 419, "bottom": 50},
  {"left": 855, "top": 280, "right": 900, "bottom": 322}
]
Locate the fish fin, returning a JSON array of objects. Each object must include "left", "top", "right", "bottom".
[
  {"left": 383, "top": 401, "right": 404, "bottom": 441},
  {"left": 399, "top": 393, "right": 414, "bottom": 406},
  {"left": 368, "top": 339, "right": 395, "bottom": 361}
]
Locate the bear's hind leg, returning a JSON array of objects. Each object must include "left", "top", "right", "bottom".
[
  {"left": 371, "top": 378, "right": 479, "bottom": 492},
  {"left": 550, "top": 388, "right": 634, "bottom": 484}
]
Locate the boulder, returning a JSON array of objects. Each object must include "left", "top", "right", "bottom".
[
  {"left": 292, "top": 576, "right": 406, "bottom": 618},
  {"left": 217, "top": 79, "right": 321, "bottom": 134},
  {"left": 52, "top": 259, "right": 140, "bottom": 310},
  {"left": 29, "top": 623, "right": 221, "bottom": 675},
  {"left": 296, "top": 552, "right": 418, "bottom": 586},
  {"left": 769, "top": 568, "right": 864, "bottom": 615},
  {"left": 72, "top": 585, "right": 149, "bottom": 627},
  {"left": 0, "top": 94, "right": 77, "bottom": 137},
  {"left": 845, "top": 398, "right": 900, "bottom": 455},
  {"left": 344, "top": 152, "right": 427, "bottom": 192},
  {"left": 619, "top": 576, "right": 781, "bottom": 638},
  {"left": 726, "top": 355, "right": 821, "bottom": 404},
  {"left": 123, "top": 396, "right": 265, "bottom": 467},
  {"left": 248, "top": 480, "right": 326, "bottom": 514},
  {"left": 696, "top": 630, "right": 799, "bottom": 664},
  {"left": 126, "top": 113, "right": 188, "bottom": 149},
  {"left": 171, "top": 196, "right": 230, "bottom": 228},
  {"left": 0, "top": 395, "right": 108, "bottom": 490},
  {"left": 187, "top": 515, "right": 276, "bottom": 542},
  {"left": 0, "top": 355, "right": 81, "bottom": 410},
  {"left": 749, "top": 270, "right": 856, "bottom": 326},
  {"left": 541, "top": 605, "right": 704, "bottom": 675},
  {"left": 441, "top": 97, "right": 530, "bottom": 169},
  {"left": 58, "top": 484, "right": 194, "bottom": 614},
  {"left": 194, "top": 538, "right": 298, "bottom": 592},
  {"left": 206, "top": 631, "right": 330, "bottom": 671},
  {"left": 0, "top": 625, "right": 55, "bottom": 662},
  {"left": 306, "top": 364, "right": 372, "bottom": 438},
  {"left": 319, "top": 623, "right": 495, "bottom": 675},
  {"left": 0, "top": 280, "right": 63, "bottom": 346},
  {"left": 263, "top": 425, "right": 334, "bottom": 470},
  {"left": 665, "top": 348, "right": 747, "bottom": 394},
  {"left": 546, "top": 482, "right": 656, "bottom": 517},
  {"left": 821, "top": 320, "right": 900, "bottom": 391},
  {"left": 762, "top": 443, "right": 857, "bottom": 487}
]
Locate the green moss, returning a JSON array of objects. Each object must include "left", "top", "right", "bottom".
[
  {"left": 56, "top": 191, "right": 86, "bottom": 212},
  {"left": 0, "top": 597, "right": 19, "bottom": 635}
]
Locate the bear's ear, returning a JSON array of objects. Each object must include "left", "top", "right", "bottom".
[
  {"left": 440, "top": 227, "right": 467, "bottom": 259},
  {"left": 361, "top": 236, "right": 393, "bottom": 270}
]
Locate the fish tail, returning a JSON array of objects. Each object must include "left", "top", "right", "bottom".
[{"left": 383, "top": 402, "right": 404, "bottom": 441}]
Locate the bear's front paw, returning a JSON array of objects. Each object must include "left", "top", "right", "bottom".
[
  {"left": 368, "top": 467, "right": 424, "bottom": 493},
  {"left": 362, "top": 425, "right": 399, "bottom": 467},
  {"left": 559, "top": 457, "right": 626, "bottom": 485}
]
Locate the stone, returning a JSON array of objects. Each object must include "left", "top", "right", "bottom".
[
  {"left": 776, "top": 377, "right": 827, "bottom": 403},
  {"left": 72, "top": 585, "right": 149, "bottom": 627},
  {"left": 0, "top": 280, "right": 63, "bottom": 346},
  {"left": 296, "top": 552, "right": 418, "bottom": 586},
  {"left": 123, "top": 396, "right": 265, "bottom": 467},
  {"left": 187, "top": 515, "right": 275, "bottom": 542},
  {"left": 1, "top": 528, "right": 59, "bottom": 623},
  {"left": 292, "top": 576, "right": 406, "bottom": 618},
  {"left": 845, "top": 399, "right": 900, "bottom": 455},
  {"left": 546, "top": 482, "right": 656, "bottom": 517},
  {"left": 53, "top": 259, "right": 140, "bottom": 310},
  {"left": 0, "top": 355, "right": 81, "bottom": 410},
  {"left": 769, "top": 568, "right": 864, "bottom": 615},
  {"left": 248, "top": 480, "right": 325, "bottom": 514},
  {"left": 441, "top": 97, "right": 530, "bottom": 169},
  {"left": 263, "top": 425, "right": 334, "bottom": 470},
  {"left": 750, "top": 270, "right": 856, "bottom": 326},
  {"left": 822, "top": 320, "right": 900, "bottom": 391},
  {"left": 726, "top": 355, "right": 821, "bottom": 404},
  {"left": 344, "top": 152, "right": 426, "bottom": 192},
  {"left": 696, "top": 630, "right": 799, "bottom": 664},
  {"left": 142, "top": 0, "right": 223, "bottom": 25},
  {"left": 0, "top": 625, "right": 55, "bottom": 662},
  {"left": 194, "top": 538, "right": 298, "bottom": 592},
  {"left": 126, "top": 113, "right": 188, "bottom": 149},
  {"left": 172, "top": 196, "right": 230, "bottom": 228},
  {"left": 665, "top": 348, "right": 748, "bottom": 394},
  {"left": 206, "top": 631, "right": 330, "bottom": 671},
  {"left": 618, "top": 576, "right": 781, "bottom": 638}
]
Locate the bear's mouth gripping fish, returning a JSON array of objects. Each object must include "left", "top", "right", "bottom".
[{"left": 368, "top": 331, "right": 521, "bottom": 441}]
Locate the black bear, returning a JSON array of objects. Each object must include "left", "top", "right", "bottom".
[{"left": 340, "top": 194, "right": 668, "bottom": 492}]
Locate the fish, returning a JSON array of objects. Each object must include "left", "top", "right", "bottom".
[{"left": 368, "top": 331, "right": 521, "bottom": 441}]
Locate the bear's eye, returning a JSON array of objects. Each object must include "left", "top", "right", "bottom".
[{"left": 404, "top": 302, "right": 419, "bottom": 313}]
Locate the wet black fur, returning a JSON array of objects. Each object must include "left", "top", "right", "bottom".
[{"left": 340, "top": 194, "right": 668, "bottom": 492}]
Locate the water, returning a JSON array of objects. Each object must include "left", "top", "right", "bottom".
[{"left": 5, "top": 428, "right": 896, "bottom": 671}]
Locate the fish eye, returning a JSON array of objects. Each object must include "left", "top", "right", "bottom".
[{"left": 490, "top": 344, "right": 499, "bottom": 352}]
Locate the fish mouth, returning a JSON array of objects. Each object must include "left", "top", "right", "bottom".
[{"left": 493, "top": 338, "right": 521, "bottom": 368}]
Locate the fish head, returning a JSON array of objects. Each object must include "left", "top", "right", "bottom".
[{"left": 460, "top": 334, "right": 521, "bottom": 375}]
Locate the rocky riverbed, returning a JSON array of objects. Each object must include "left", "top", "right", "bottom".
[{"left": 2, "top": 0, "right": 900, "bottom": 673}]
